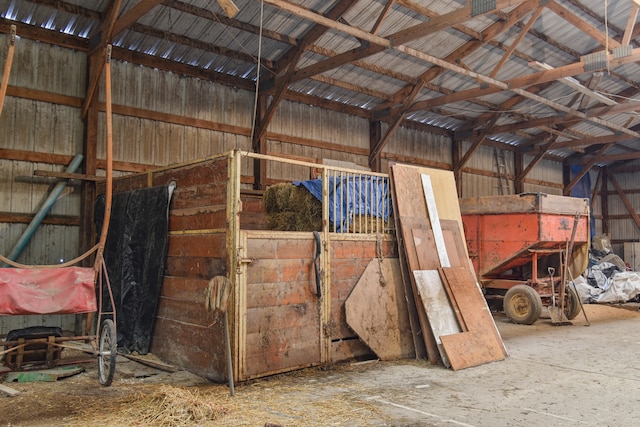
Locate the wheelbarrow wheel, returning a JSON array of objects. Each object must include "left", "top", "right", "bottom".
[
  {"left": 564, "top": 286, "right": 582, "bottom": 320},
  {"left": 98, "top": 319, "right": 117, "bottom": 386},
  {"left": 504, "top": 285, "right": 542, "bottom": 325}
]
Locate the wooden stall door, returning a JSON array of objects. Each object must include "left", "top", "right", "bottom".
[{"left": 239, "top": 231, "right": 323, "bottom": 380}]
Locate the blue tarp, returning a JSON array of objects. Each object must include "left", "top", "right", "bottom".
[{"left": 295, "top": 176, "right": 392, "bottom": 232}]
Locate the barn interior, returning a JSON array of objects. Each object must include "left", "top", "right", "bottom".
[{"left": 1, "top": 0, "right": 640, "bottom": 425}]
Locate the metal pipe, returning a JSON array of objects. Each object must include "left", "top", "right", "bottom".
[{"left": 3, "top": 154, "right": 84, "bottom": 266}]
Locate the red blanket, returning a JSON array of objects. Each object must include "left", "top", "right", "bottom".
[{"left": 0, "top": 267, "right": 97, "bottom": 315}]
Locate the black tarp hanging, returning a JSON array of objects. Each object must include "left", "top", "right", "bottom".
[{"left": 94, "top": 182, "right": 175, "bottom": 354}]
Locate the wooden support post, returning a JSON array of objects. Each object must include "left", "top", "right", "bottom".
[
  {"left": 601, "top": 168, "right": 609, "bottom": 236},
  {"left": 514, "top": 151, "right": 524, "bottom": 194},
  {"left": 252, "top": 93, "right": 268, "bottom": 190},
  {"left": 0, "top": 25, "right": 16, "bottom": 117},
  {"left": 369, "top": 120, "right": 382, "bottom": 173}
]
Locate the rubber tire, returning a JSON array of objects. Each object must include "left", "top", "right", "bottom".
[
  {"left": 503, "top": 285, "right": 542, "bottom": 325},
  {"left": 98, "top": 319, "right": 117, "bottom": 386},
  {"left": 564, "top": 286, "right": 582, "bottom": 320}
]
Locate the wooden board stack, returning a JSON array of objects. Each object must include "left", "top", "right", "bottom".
[{"left": 389, "top": 163, "right": 508, "bottom": 370}]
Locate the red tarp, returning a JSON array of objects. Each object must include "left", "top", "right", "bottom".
[{"left": 0, "top": 267, "right": 97, "bottom": 315}]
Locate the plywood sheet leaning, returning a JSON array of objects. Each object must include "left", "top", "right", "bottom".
[
  {"left": 413, "top": 270, "right": 462, "bottom": 367},
  {"left": 389, "top": 165, "right": 441, "bottom": 363},
  {"left": 390, "top": 163, "right": 506, "bottom": 370},
  {"left": 439, "top": 267, "right": 508, "bottom": 370},
  {"left": 345, "top": 259, "right": 415, "bottom": 360}
]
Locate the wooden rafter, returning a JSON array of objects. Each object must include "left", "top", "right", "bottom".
[
  {"left": 622, "top": 4, "right": 640, "bottom": 45},
  {"left": 0, "top": 25, "right": 16, "bottom": 117},
  {"left": 369, "top": 79, "right": 425, "bottom": 167},
  {"left": 468, "top": 100, "right": 640, "bottom": 141},
  {"left": 287, "top": 0, "right": 528, "bottom": 84},
  {"left": 608, "top": 173, "right": 640, "bottom": 230},
  {"left": 111, "top": 0, "right": 163, "bottom": 38},
  {"left": 490, "top": 6, "right": 544, "bottom": 78},
  {"left": 577, "top": 72, "right": 604, "bottom": 110},
  {"left": 369, "top": 0, "right": 540, "bottom": 160},
  {"left": 564, "top": 143, "right": 614, "bottom": 195},
  {"left": 530, "top": 62, "right": 628, "bottom": 108},
  {"left": 165, "top": 0, "right": 297, "bottom": 49},
  {"left": 546, "top": 0, "right": 621, "bottom": 49},
  {"left": 516, "top": 135, "right": 558, "bottom": 186},
  {"left": 253, "top": 0, "right": 358, "bottom": 147},
  {"left": 371, "top": 0, "right": 396, "bottom": 35},
  {"left": 454, "top": 116, "right": 500, "bottom": 174},
  {"left": 398, "top": 45, "right": 640, "bottom": 138},
  {"left": 409, "top": 49, "right": 640, "bottom": 111},
  {"left": 130, "top": 23, "right": 275, "bottom": 70},
  {"left": 81, "top": 0, "right": 124, "bottom": 118}
]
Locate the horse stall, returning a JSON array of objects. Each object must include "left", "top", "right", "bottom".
[{"left": 101, "top": 151, "right": 406, "bottom": 383}]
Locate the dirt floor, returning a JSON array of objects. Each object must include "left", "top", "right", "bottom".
[{"left": 2, "top": 303, "right": 640, "bottom": 427}]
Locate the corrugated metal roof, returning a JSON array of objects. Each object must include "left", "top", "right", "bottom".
[{"left": 1, "top": 0, "right": 639, "bottom": 167}]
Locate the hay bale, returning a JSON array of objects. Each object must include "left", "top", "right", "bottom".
[
  {"left": 263, "top": 183, "right": 296, "bottom": 213},
  {"left": 347, "top": 215, "right": 391, "bottom": 233},
  {"left": 264, "top": 183, "right": 321, "bottom": 231}
]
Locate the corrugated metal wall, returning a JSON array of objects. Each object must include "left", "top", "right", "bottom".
[
  {"left": 100, "top": 62, "right": 254, "bottom": 167},
  {"left": 605, "top": 165, "right": 640, "bottom": 255},
  {"left": 0, "top": 36, "right": 86, "bottom": 332},
  {"left": 267, "top": 99, "right": 370, "bottom": 181}
]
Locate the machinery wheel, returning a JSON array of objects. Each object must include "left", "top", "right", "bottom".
[
  {"left": 503, "top": 285, "right": 542, "bottom": 325},
  {"left": 564, "top": 286, "right": 582, "bottom": 320},
  {"left": 98, "top": 319, "right": 117, "bottom": 386}
]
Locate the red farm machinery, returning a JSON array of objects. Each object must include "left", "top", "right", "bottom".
[{"left": 460, "top": 193, "right": 590, "bottom": 325}]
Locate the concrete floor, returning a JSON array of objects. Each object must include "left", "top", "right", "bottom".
[
  {"left": 210, "top": 303, "right": 640, "bottom": 426},
  {"left": 320, "top": 304, "right": 640, "bottom": 427}
]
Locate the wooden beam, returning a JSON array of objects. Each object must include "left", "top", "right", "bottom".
[
  {"left": 546, "top": 0, "right": 621, "bottom": 49},
  {"left": 530, "top": 62, "right": 639, "bottom": 120},
  {"left": 601, "top": 167, "right": 609, "bottom": 235},
  {"left": 577, "top": 72, "right": 604, "bottom": 110},
  {"left": 454, "top": 116, "right": 499, "bottom": 174},
  {"left": 480, "top": 100, "right": 640, "bottom": 140},
  {"left": 397, "top": 45, "right": 640, "bottom": 138},
  {"left": 263, "top": 0, "right": 390, "bottom": 48},
  {"left": 129, "top": 22, "right": 275, "bottom": 70},
  {"left": 0, "top": 148, "right": 74, "bottom": 165},
  {"left": 372, "top": 0, "right": 540, "bottom": 154},
  {"left": 587, "top": 150, "right": 640, "bottom": 163},
  {"left": 409, "top": 48, "right": 640, "bottom": 112},
  {"left": 608, "top": 173, "right": 640, "bottom": 231},
  {"left": 216, "top": 0, "right": 239, "bottom": 18},
  {"left": 622, "top": 4, "right": 640, "bottom": 45},
  {"left": 564, "top": 143, "right": 613, "bottom": 195},
  {"left": 551, "top": 133, "right": 635, "bottom": 150},
  {"left": 371, "top": 0, "right": 396, "bottom": 35},
  {"left": 0, "top": 212, "right": 79, "bottom": 227},
  {"left": 82, "top": 0, "right": 123, "bottom": 118},
  {"left": 292, "top": 0, "right": 528, "bottom": 83},
  {"left": 6, "top": 85, "right": 83, "bottom": 107},
  {"left": 515, "top": 136, "right": 558, "bottom": 186},
  {"left": 0, "top": 25, "right": 16, "bottom": 116},
  {"left": 490, "top": 6, "right": 544, "bottom": 78},
  {"left": 111, "top": 0, "right": 163, "bottom": 38},
  {"left": 369, "top": 80, "right": 425, "bottom": 167},
  {"left": 165, "top": 0, "right": 298, "bottom": 48},
  {"left": 33, "top": 170, "right": 105, "bottom": 182},
  {"left": 255, "top": 0, "right": 358, "bottom": 144}
]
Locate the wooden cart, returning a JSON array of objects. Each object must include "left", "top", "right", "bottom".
[{"left": 0, "top": 265, "right": 118, "bottom": 385}]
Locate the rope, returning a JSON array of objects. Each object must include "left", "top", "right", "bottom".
[
  {"left": 248, "top": 0, "right": 265, "bottom": 149},
  {"left": 0, "top": 244, "right": 99, "bottom": 269}
]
